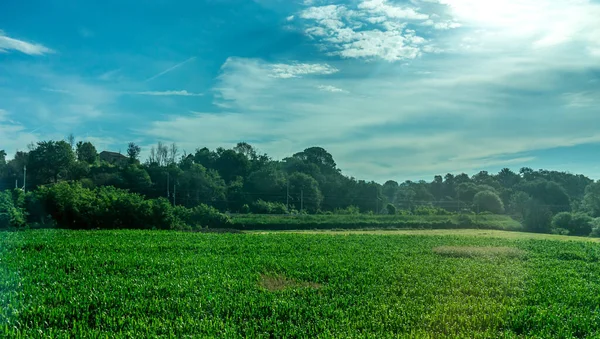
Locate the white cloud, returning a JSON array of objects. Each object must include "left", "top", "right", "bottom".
[
  {"left": 286, "top": 15, "right": 295, "bottom": 21},
  {"left": 317, "top": 85, "right": 347, "bottom": 93},
  {"left": 358, "top": 0, "right": 429, "bottom": 20},
  {"left": 269, "top": 62, "right": 339, "bottom": 78},
  {"left": 298, "top": 2, "right": 432, "bottom": 61},
  {"left": 0, "top": 31, "right": 53, "bottom": 55},
  {"left": 129, "top": 90, "right": 204, "bottom": 97}
]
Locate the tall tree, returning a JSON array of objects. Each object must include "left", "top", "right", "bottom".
[
  {"left": 28, "top": 141, "right": 75, "bottom": 184},
  {"left": 127, "top": 142, "right": 142, "bottom": 163},
  {"left": 76, "top": 141, "right": 98, "bottom": 164},
  {"left": 382, "top": 180, "right": 399, "bottom": 203}
]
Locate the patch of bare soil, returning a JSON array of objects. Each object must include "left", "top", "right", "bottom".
[
  {"left": 433, "top": 246, "right": 526, "bottom": 259},
  {"left": 258, "top": 274, "right": 322, "bottom": 291}
]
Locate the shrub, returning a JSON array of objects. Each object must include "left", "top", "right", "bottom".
[
  {"left": 552, "top": 212, "right": 572, "bottom": 230},
  {"left": 0, "top": 190, "right": 27, "bottom": 229},
  {"left": 251, "top": 199, "right": 288, "bottom": 214},
  {"left": 187, "top": 204, "right": 231, "bottom": 228},
  {"left": 591, "top": 219, "right": 600, "bottom": 237},
  {"left": 568, "top": 213, "right": 593, "bottom": 236},
  {"left": 457, "top": 214, "right": 474, "bottom": 227},
  {"left": 33, "top": 182, "right": 186, "bottom": 230},
  {"left": 386, "top": 203, "right": 397, "bottom": 215},
  {"left": 473, "top": 191, "right": 505, "bottom": 214},
  {"left": 413, "top": 206, "right": 451, "bottom": 216},
  {"left": 334, "top": 205, "right": 360, "bottom": 215},
  {"left": 240, "top": 204, "right": 250, "bottom": 214},
  {"left": 551, "top": 212, "right": 593, "bottom": 236},
  {"left": 551, "top": 228, "right": 570, "bottom": 235}
]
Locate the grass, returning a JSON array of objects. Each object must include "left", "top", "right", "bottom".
[{"left": 1, "top": 229, "right": 600, "bottom": 337}]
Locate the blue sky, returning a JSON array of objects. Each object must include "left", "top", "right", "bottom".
[{"left": 1, "top": 0, "right": 599, "bottom": 182}]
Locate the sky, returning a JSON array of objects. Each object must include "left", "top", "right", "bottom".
[{"left": 1, "top": 0, "right": 599, "bottom": 183}]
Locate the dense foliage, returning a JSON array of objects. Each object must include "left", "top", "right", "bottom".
[
  {"left": 2, "top": 139, "right": 600, "bottom": 235},
  {"left": 1, "top": 230, "right": 599, "bottom": 337}
]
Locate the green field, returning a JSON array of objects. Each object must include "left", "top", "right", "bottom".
[{"left": 1, "top": 230, "right": 600, "bottom": 338}]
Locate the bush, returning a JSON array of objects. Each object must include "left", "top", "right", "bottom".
[
  {"left": 551, "top": 212, "right": 593, "bottom": 236},
  {"left": 386, "top": 203, "right": 397, "bottom": 215},
  {"left": 186, "top": 204, "right": 231, "bottom": 228},
  {"left": 473, "top": 191, "right": 505, "bottom": 214},
  {"left": 457, "top": 214, "right": 474, "bottom": 227},
  {"left": 251, "top": 199, "right": 288, "bottom": 214},
  {"left": 552, "top": 212, "right": 572, "bottom": 230},
  {"left": 0, "top": 189, "right": 27, "bottom": 229},
  {"left": 551, "top": 228, "right": 570, "bottom": 235},
  {"left": 334, "top": 205, "right": 360, "bottom": 215},
  {"left": 413, "top": 206, "right": 451, "bottom": 216},
  {"left": 33, "top": 182, "right": 186, "bottom": 230},
  {"left": 240, "top": 204, "right": 250, "bottom": 214},
  {"left": 568, "top": 213, "right": 593, "bottom": 236}
]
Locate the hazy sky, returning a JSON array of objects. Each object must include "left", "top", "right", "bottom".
[{"left": 1, "top": 0, "right": 599, "bottom": 182}]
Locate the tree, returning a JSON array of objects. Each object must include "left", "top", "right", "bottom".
[
  {"left": 293, "top": 147, "right": 337, "bottom": 174},
  {"left": 288, "top": 172, "right": 322, "bottom": 212},
  {"left": 382, "top": 180, "right": 399, "bottom": 203},
  {"left": 213, "top": 149, "right": 250, "bottom": 183},
  {"left": 508, "top": 191, "right": 531, "bottom": 218},
  {"left": 497, "top": 168, "right": 520, "bottom": 188},
  {"left": 234, "top": 142, "right": 257, "bottom": 160},
  {"left": 518, "top": 179, "right": 570, "bottom": 214},
  {"left": 473, "top": 190, "right": 504, "bottom": 214},
  {"left": 583, "top": 181, "right": 600, "bottom": 217},
  {"left": 0, "top": 150, "right": 6, "bottom": 166},
  {"left": 386, "top": 203, "right": 397, "bottom": 215},
  {"left": 551, "top": 212, "right": 572, "bottom": 232},
  {"left": 67, "top": 133, "right": 75, "bottom": 150},
  {"left": 127, "top": 142, "right": 142, "bottom": 162},
  {"left": 169, "top": 143, "right": 178, "bottom": 165},
  {"left": 523, "top": 199, "right": 553, "bottom": 233},
  {"left": 28, "top": 140, "right": 75, "bottom": 184},
  {"left": 76, "top": 141, "right": 98, "bottom": 164},
  {"left": 247, "top": 165, "right": 287, "bottom": 199}
]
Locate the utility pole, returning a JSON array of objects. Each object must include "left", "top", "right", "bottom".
[
  {"left": 300, "top": 189, "right": 304, "bottom": 213},
  {"left": 23, "top": 166, "right": 26, "bottom": 193},
  {"left": 15, "top": 179, "right": 18, "bottom": 189},
  {"left": 286, "top": 181, "right": 290, "bottom": 212},
  {"left": 167, "top": 172, "right": 170, "bottom": 199},
  {"left": 173, "top": 181, "right": 177, "bottom": 206}
]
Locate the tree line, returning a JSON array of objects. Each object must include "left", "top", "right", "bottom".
[{"left": 1, "top": 138, "right": 600, "bottom": 235}]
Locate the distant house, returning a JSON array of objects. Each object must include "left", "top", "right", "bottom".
[{"left": 99, "top": 151, "right": 128, "bottom": 165}]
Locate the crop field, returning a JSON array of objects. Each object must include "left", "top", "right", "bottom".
[{"left": 1, "top": 230, "right": 600, "bottom": 338}]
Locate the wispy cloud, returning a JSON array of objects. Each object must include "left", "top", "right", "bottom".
[
  {"left": 145, "top": 56, "right": 197, "bottom": 82},
  {"left": 42, "top": 88, "right": 71, "bottom": 94},
  {"left": 128, "top": 90, "right": 204, "bottom": 97},
  {"left": 0, "top": 30, "right": 53, "bottom": 55},
  {"left": 269, "top": 62, "right": 338, "bottom": 78},
  {"left": 317, "top": 85, "right": 347, "bottom": 93}
]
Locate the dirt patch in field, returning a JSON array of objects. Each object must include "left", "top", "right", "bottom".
[
  {"left": 259, "top": 274, "right": 322, "bottom": 291},
  {"left": 433, "top": 246, "right": 526, "bottom": 259}
]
